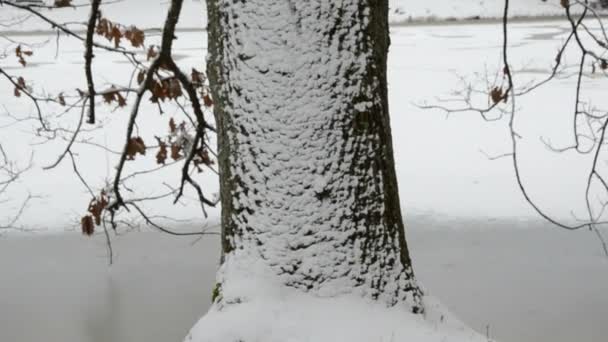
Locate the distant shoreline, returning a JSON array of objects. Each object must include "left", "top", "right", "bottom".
[{"left": 0, "top": 14, "right": 589, "bottom": 36}]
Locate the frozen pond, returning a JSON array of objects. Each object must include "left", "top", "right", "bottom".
[
  {"left": 3, "top": 20, "right": 608, "bottom": 228},
  {"left": 1, "top": 217, "right": 607, "bottom": 342}
]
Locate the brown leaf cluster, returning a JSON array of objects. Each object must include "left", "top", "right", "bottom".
[
  {"left": 96, "top": 17, "right": 145, "bottom": 49},
  {"left": 81, "top": 191, "right": 109, "bottom": 236},
  {"left": 155, "top": 118, "right": 216, "bottom": 172},
  {"left": 96, "top": 18, "right": 121, "bottom": 48},
  {"left": 190, "top": 68, "right": 214, "bottom": 107},
  {"left": 13, "top": 76, "right": 26, "bottom": 98},
  {"left": 156, "top": 119, "right": 187, "bottom": 164},
  {"left": 15, "top": 45, "right": 33, "bottom": 67},
  {"left": 155, "top": 119, "right": 184, "bottom": 165},
  {"left": 102, "top": 86, "right": 127, "bottom": 107},
  {"left": 149, "top": 78, "right": 183, "bottom": 103}
]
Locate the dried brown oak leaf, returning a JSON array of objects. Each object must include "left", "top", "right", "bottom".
[
  {"left": 102, "top": 87, "right": 127, "bottom": 107},
  {"left": 169, "top": 118, "right": 177, "bottom": 133},
  {"left": 14, "top": 76, "right": 27, "bottom": 97},
  {"left": 156, "top": 138, "right": 168, "bottom": 165},
  {"left": 81, "top": 215, "right": 95, "bottom": 236},
  {"left": 58, "top": 93, "right": 66, "bottom": 106},
  {"left": 110, "top": 26, "right": 122, "bottom": 48},
  {"left": 126, "top": 137, "right": 146, "bottom": 160},
  {"left": 203, "top": 94, "right": 214, "bottom": 107},
  {"left": 87, "top": 193, "right": 109, "bottom": 226},
  {"left": 96, "top": 18, "right": 110, "bottom": 37},
  {"left": 149, "top": 80, "right": 166, "bottom": 103},
  {"left": 137, "top": 70, "right": 146, "bottom": 85},
  {"left": 168, "top": 79, "right": 183, "bottom": 99},
  {"left": 193, "top": 148, "right": 214, "bottom": 171},
  {"left": 490, "top": 87, "right": 504, "bottom": 104},
  {"left": 147, "top": 46, "right": 158, "bottom": 61},
  {"left": 191, "top": 68, "right": 205, "bottom": 84},
  {"left": 125, "top": 27, "right": 145, "bottom": 48},
  {"left": 54, "top": 0, "right": 72, "bottom": 8},
  {"left": 171, "top": 143, "right": 182, "bottom": 161}
]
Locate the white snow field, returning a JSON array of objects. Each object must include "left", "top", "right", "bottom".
[
  {"left": 0, "top": 0, "right": 597, "bottom": 33},
  {"left": 2, "top": 18, "right": 608, "bottom": 230},
  {"left": 1, "top": 4, "right": 608, "bottom": 342}
]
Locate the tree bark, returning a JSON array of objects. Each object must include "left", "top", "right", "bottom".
[{"left": 207, "top": 0, "right": 423, "bottom": 312}]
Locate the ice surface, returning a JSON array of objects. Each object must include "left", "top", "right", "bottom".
[{"left": 1, "top": 219, "right": 607, "bottom": 342}]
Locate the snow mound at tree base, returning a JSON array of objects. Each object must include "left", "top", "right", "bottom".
[
  {"left": 184, "top": 260, "right": 493, "bottom": 342},
  {"left": 185, "top": 294, "right": 493, "bottom": 342}
]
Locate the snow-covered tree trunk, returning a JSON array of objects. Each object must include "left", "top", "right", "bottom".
[{"left": 206, "top": 0, "right": 423, "bottom": 312}]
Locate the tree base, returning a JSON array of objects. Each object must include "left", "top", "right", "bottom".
[{"left": 184, "top": 261, "right": 493, "bottom": 342}]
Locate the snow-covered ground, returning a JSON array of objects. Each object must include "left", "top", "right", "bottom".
[
  {"left": 390, "top": 0, "right": 596, "bottom": 22},
  {"left": 0, "top": 218, "right": 606, "bottom": 342},
  {"left": 2, "top": 19, "right": 608, "bottom": 230},
  {"left": 0, "top": 0, "right": 597, "bottom": 33}
]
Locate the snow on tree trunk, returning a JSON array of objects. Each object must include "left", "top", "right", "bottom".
[{"left": 207, "top": 0, "right": 423, "bottom": 312}]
